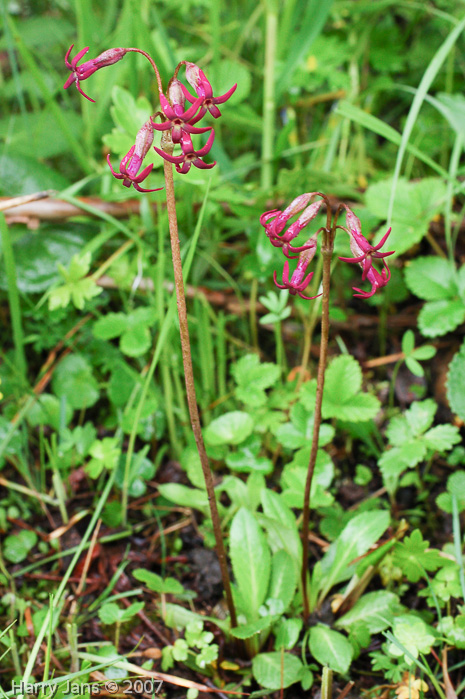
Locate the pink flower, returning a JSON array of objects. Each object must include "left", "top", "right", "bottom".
[
  {"left": 64, "top": 45, "right": 127, "bottom": 102},
  {"left": 352, "top": 266, "right": 391, "bottom": 298},
  {"left": 180, "top": 63, "right": 237, "bottom": 119},
  {"left": 273, "top": 235, "right": 321, "bottom": 300},
  {"left": 152, "top": 80, "right": 212, "bottom": 144},
  {"left": 153, "top": 129, "right": 216, "bottom": 174},
  {"left": 338, "top": 206, "right": 394, "bottom": 297},
  {"left": 260, "top": 194, "right": 323, "bottom": 257},
  {"left": 107, "top": 120, "right": 163, "bottom": 193}
]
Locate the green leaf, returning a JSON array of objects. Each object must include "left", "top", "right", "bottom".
[
  {"left": 274, "top": 618, "right": 303, "bottom": 651},
  {"left": 404, "top": 256, "right": 457, "bottom": 301},
  {"left": 93, "top": 313, "right": 128, "bottom": 340},
  {"left": 0, "top": 152, "right": 70, "bottom": 197},
  {"left": 401, "top": 330, "right": 415, "bottom": 356},
  {"left": 267, "top": 550, "right": 298, "bottom": 613},
  {"left": 156, "top": 483, "right": 209, "bottom": 512},
  {"left": 319, "top": 511, "right": 390, "bottom": 600},
  {"left": 387, "top": 615, "right": 436, "bottom": 664},
  {"left": 366, "top": 178, "right": 447, "bottom": 256},
  {"left": 405, "top": 399, "right": 436, "bottom": 435},
  {"left": 312, "top": 355, "right": 381, "bottom": 422},
  {"left": 232, "top": 354, "right": 280, "bottom": 407},
  {"left": 0, "top": 227, "right": 89, "bottom": 293},
  {"left": 230, "top": 508, "right": 271, "bottom": 622},
  {"left": 252, "top": 652, "right": 303, "bottom": 690},
  {"left": 133, "top": 569, "right": 184, "bottom": 595},
  {"left": 27, "top": 394, "right": 73, "bottom": 430},
  {"left": 423, "top": 425, "right": 461, "bottom": 451},
  {"left": 204, "top": 411, "right": 254, "bottom": 446},
  {"left": 49, "top": 252, "right": 102, "bottom": 310},
  {"left": 411, "top": 345, "right": 436, "bottom": 361},
  {"left": 335, "top": 591, "right": 401, "bottom": 634},
  {"left": 120, "top": 323, "right": 152, "bottom": 357},
  {"left": 391, "top": 529, "right": 443, "bottom": 582},
  {"left": 447, "top": 341, "right": 465, "bottom": 421},
  {"left": 3, "top": 530, "right": 37, "bottom": 563},
  {"left": 436, "top": 471, "right": 465, "bottom": 514},
  {"left": 418, "top": 299, "right": 465, "bottom": 337},
  {"left": 309, "top": 625, "right": 353, "bottom": 674},
  {"left": 52, "top": 354, "right": 99, "bottom": 410},
  {"left": 230, "top": 616, "right": 273, "bottom": 639},
  {"left": 405, "top": 357, "right": 424, "bottom": 377}
]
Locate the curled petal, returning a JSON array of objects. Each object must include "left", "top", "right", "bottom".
[
  {"left": 192, "top": 158, "right": 216, "bottom": 169},
  {"left": 213, "top": 83, "right": 237, "bottom": 104},
  {"left": 107, "top": 154, "right": 124, "bottom": 179},
  {"left": 194, "top": 129, "right": 215, "bottom": 157},
  {"left": 153, "top": 146, "right": 184, "bottom": 164}
]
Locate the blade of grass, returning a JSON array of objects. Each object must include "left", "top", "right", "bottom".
[
  {"left": 261, "top": 0, "right": 278, "bottom": 189},
  {"left": 0, "top": 213, "right": 26, "bottom": 381},
  {"left": 452, "top": 494, "right": 465, "bottom": 601},
  {"left": 387, "top": 14, "right": 465, "bottom": 224},
  {"left": 335, "top": 101, "right": 449, "bottom": 178}
]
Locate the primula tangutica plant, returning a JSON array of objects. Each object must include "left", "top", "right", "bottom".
[
  {"left": 64, "top": 44, "right": 238, "bottom": 626},
  {"left": 261, "top": 193, "right": 394, "bottom": 619}
]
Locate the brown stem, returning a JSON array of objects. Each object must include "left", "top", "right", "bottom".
[
  {"left": 301, "top": 199, "right": 341, "bottom": 622},
  {"left": 162, "top": 160, "right": 237, "bottom": 628},
  {"left": 125, "top": 48, "right": 163, "bottom": 93}
]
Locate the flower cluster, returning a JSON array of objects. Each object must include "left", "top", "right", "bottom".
[
  {"left": 261, "top": 193, "right": 394, "bottom": 301},
  {"left": 63, "top": 47, "right": 236, "bottom": 189},
  {"left": 152, "top": 64, "right": 236, "bottom": 174}
]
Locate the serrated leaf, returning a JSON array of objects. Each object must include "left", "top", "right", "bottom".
[
  {"left": 309, "top": 625, "right": 353, "bottom": 674},
  {"left": 404, "top": 257, "right": 457, "bottom": 301},
  {"left": 252, "top": 652, "right": 303, "bottom": 690},
  {"left": 423, "top": 424, "right": 461, "bottom": 451},
  {"left": 324, "top": 355, "right": 361, "bottom": 402},
  {"left": 232, "top": 354, "right": 280, "bottom": 407},
  {"left": 392, "top": 529, "right": 443, "bottom": 582},
  {"left": 312, "top": 355, "right": 381, "bottom": 422},
  {"left": 405, "top": 399, "right": 436, "bottom": 435},
  {"left": 230, "top": 508, "right": 271, "bottom": 621},
  {"left": 447, "top": 342, "right": 465, "bottom": 420},
  {"left": 418, "top": 299, "right": 465, "bottom": 337},
  {"left": 230, "top": 616, "right": 273, "bottom": 639},
  {"left": 366, "top": 178, "right": 447, "bottom": 256},
  {"left": 204, "top": 411, "right": 254, "bottom": 446}
]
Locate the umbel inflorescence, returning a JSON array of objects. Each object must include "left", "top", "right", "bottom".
[
  {"left": 64, "top": 45, "right": 237, "bottom": 190},
  {"left": 261, "top": 192, "right": 394, "bottom": 300}
]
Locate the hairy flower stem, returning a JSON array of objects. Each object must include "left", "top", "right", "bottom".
[
  {"left": 301, "top": 200, "right": 340, "bottom": 622},
  {"left": 163, "top": 160, "right": 238, "bottom": 628}
]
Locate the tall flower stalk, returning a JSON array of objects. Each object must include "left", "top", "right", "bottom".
[
  {"left": 63, "top": 44, "right": 238, "bottom": 627},
  {"left": 261, "top": 193, "right": 394, "bottom": 621}
]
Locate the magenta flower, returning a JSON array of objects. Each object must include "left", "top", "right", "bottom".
[
  {"left": 338, "top": 206, "right": 394, "bottom": 297},
  {"left": 153, "top": 129, "right": 216, "bottom": 174},
  {"left": 64, "top": 45, "right": 127, "bottom": 102},
  {"left": 152, "top": 80, "right": 212, "bottom": 144},
  {"left": 273, "top": 235, "right": 321, "bottom": 300},
  {"left": 353, "top": 265, "right": 391, "bottom": 298},
  {"left": 180, "top": 63, "right": 237, "bottom": 119},
  {"left": 260, "top": 194, "right": 323, "bottom": 257},
  {"left": 107, "top": 120, "right": 162, "bottom": 193}
]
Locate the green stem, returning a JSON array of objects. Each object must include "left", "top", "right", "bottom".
[
  {"left": 163, "top": 159, "right": 237, "bottom": 628},
  {"left": 0, "top": 213, "right": 26, "bottom": 381},
  {"left": 261, "top": 0, "right": 278, "bottom": 190}
]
